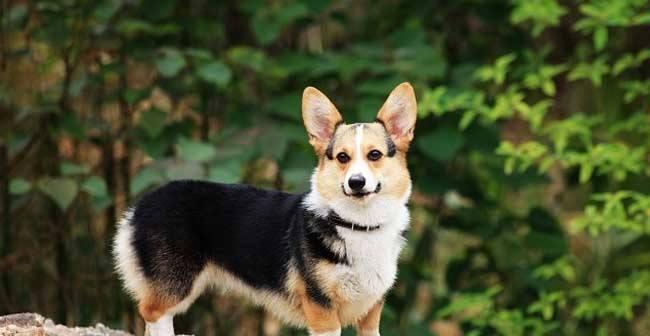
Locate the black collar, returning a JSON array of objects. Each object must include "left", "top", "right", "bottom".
[{"left": 328, "top": 212, "right": 381, "bottom": 232}]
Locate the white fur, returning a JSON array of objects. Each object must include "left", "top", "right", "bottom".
[
  {"left": 343, "top": 125, "right": 378, "bottom": 195},
  {"left": 311, "top": 328, "right": 342, "bottom": 336},
  {"left": 190, "top": 264, "right": 305, "bottom": 326},
  {"left": 114, "top": 211, "right": 306, "bottom": 331},
  {"left": 113, "top": 208, "right": 149, "bottom": 301},
  {"left": 145, "top": 314, "right": 174, "bottom": 336},
  {"left": 304, "top": 167, "right": 410, "bottom": 325},
  {"left": 304, "top": 172, "right": 411, "bottom": 228},
  {"left": 115, "top": 221, "right": 305, "bottom": 323},
  {"left": 115, "top": 124, "right": 410, "bottom": 333}
]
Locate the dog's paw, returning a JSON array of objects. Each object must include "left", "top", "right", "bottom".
[{"left": 310, "top": 328, "right": 341, "bottom": 336}]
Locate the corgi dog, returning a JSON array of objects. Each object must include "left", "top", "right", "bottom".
[{"left": 113, "top": 83, "right": 417, "bottom": 336}]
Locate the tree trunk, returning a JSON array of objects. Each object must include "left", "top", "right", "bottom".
[{"left": 0, "top": 141, "right": 11, "bottom": 306}]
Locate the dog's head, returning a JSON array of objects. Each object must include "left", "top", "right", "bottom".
[{"left": 302, "top": 82, "right": 416, "bottom": 211}]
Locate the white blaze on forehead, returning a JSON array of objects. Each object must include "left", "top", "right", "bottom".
[
  {"left": 343, "top": 124, "right": 378, "bottom": 193},
  {"left": 355, "top": 124, "right": 363, "bottom": 157}
]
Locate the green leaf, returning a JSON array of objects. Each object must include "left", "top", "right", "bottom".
[
  {"left": 116, "top": 19, "right": 155, "bottom": 36},
  {"left": 459, "top": 111, "right": 477, "bottom": 129},
  {"left": 580, "top": 163, "right": 594, "bottom": 183},
  {"left": 139, "top": 108, "right": 167, "bottom": 138},
  {"left": 124, "top": 88, "right": 151, "bottom": 106},
  {"left": 136, "top": 135, "right": 169, "bottom": 159},
  {"left": 176, "top": 138, "right": 217, "bottom": 162},
  {"left": 208, "top": 160, "right": 242, "bottom": 184},
  {"left": 155, "top": 48, "right": 186, "bottom": 77},
  {"left": 476, "top": 54, "right": 516, "bottom": 85},
  {"left": 185, "top": 48, "right": 214, "bottom": 61},
  {"left": 82, "top": 176, "right": 111, "bottom": 211},
  {"left": 69, "top": 75, "right": 87, "bottom": 97},
  {"left": 252, "top": 16, "right": 282, "bottom": 45},
  {"left": 252, "top": 3, "right": 309, "bottom": 45},
  {"left": 166, "top": 161, "right": 205, "bottom": 180},
  {"left": 358, "top": 77, "right": 403, "bottom": 96},
  {"left": 93, "top": 0, "right": 122, "bottom": 22},
  {"left": 116, "top": 20, "right": 179, "bottom": 37},
  {"left": 196, "top": 61, "right": 232, "bottom": 87},
  {"left": 417, "top": 126, "right": 465, "bottom": 161},
  {"left": 394, "top": 44, "right": 447, "bottom": 80},
  {"left": 356, "top": 97, "right": 382, "bottom": 122},
  {"left": 282, "top": 167, "right": 312, "bottom": 192},
  {"left": 60, "top": 161, "right": 90, "bottom": 176},
  {"left": 58, "top": 112, "right": 85, "bottom": 140},
  {"left": 227, "top": 46, "right": 268, "bottom": 72},
  {"left": 613, "top": 54, "right": 635, "bottom": 75},
  {"left": 9, "top": 178, "right": 31, "bottom": 195},
  {"left": 37, "top": 177, "right": 78, "bottom": 210},
  {"left": 594, "top": 27, "right": 608, "bottom": 51},
  {"left": 268, "top": 94, "right": 302, "bottom": 121},
  {"left": 510, "top": 0, "right": 567, "bottom": 36},
  {"left": 81, "top": 176, "right": 108, "bottom": 198},
  {"left": 130, "top": 166, "right": 165, "bottom": 196},
  {"left": 7, "top": 4, "right": 28, "bottom": 27},
  {"left": 568, "top": 58, "right": 609, "bottom": 87}
]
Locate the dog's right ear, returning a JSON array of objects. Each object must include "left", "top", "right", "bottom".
[{"left": 302, "top": 87, "right": 343, "bottom": 155}]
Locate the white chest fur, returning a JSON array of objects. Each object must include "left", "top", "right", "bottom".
[
  {"left": 334, "top": 225, "right": 406, "bottom": 324},
  {"left": 303, "top": 186, "right": 411, "bottom": 324}
]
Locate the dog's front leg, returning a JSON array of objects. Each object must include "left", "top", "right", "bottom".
[
  {"left": 301, "top": 296, "right": 341, "bottom": 336},
  {"left": 356, "top": 299, "right": 383, "bottom": 336}
]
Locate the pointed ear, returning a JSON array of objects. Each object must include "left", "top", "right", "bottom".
[
  {"left": 302, "top": 86, "right": 343, "bottom": 154},
  {"left": 376, "top": 82, "right": 417, "bottom": 151}
]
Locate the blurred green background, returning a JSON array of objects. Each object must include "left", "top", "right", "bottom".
[{"left": 1, "top": 0, "right": 650, "bottom": 335}]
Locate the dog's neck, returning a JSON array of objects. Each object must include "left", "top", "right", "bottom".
[
  {"left": 326, "top": 211, "right": 381, "bottom": 232},
  {"left": 303, "top": 188, "right": 410, "bottom": 233}
]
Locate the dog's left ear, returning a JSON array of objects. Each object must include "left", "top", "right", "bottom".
[
  {"left": 377, "top": 82, "right": 417, "bottom": 151},
  {"left": 302, "top": 87, "right": 344, "bottom": 155}
]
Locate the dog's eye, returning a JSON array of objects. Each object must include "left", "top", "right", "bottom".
[
  {"left": 367, "top": 150, "right": 383, "bottom": 161},
  {"left": 336, "top": 152, "right": 350, "bottom": 163}
]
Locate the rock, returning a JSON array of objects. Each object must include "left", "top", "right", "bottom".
[{"left": 0, "top": 313, "right": 132, "bottom": 336}]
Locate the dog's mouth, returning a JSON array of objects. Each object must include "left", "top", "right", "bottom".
[{"left": 342, "top": 182, "right": 382, "bottom": 199}]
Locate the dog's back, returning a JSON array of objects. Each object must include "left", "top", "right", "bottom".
[
  {"left": 114, "top": 181, "right": 309, "bottom": 326},
  {"left": 123, "top": 180, "right": 302, "bottom": 294}
]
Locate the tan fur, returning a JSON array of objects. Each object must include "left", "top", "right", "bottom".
[
  {"left": 312, "top": 261, "right": 345, "bottom": 304},
  {"left": 302, "top": 87, "right": 343, "bottom": 156},
  {"left": 122, "top": 83, "right": 416, "bottom": 335},
  {"left": 311, "top": 259, "right": 388, "bottom": 327},
  {"left": 300, "top": 294, "right": 341, "bottom": 333},
  {"left": 286, "top": 264, "right": 342, "bottom": 333},
  {"left": 315, "top": 124, "right": 358, "bottom": 201},
  {"left": 138, "top": 295, "right": 177, "bottom": 322},
  {"left": 356, "top": 299, "right": 384, "bottom": 333},
  {"left": 377, "top": 82, "right": 417, "bottom": 152},
  {"left": 131, "top": 262, "right": 307, "bottom": 326},
  {"left": 314, "top": 122, "right": 412, "bottom": 204},
  {"left": 300, "top": 83, "right": 416, "bottom": 333},
  {"left": 359, "top": 123, "right": 412, "bottom": 200}
]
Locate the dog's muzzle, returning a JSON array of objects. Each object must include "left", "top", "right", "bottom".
[{"left": 342, "top": 182, "right": 382, "bottom": 198}]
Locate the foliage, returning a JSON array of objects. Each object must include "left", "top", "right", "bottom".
[{"left": 1, "top": 0, "right": 649, "bottom": 335}]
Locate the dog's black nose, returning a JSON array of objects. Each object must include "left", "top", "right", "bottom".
[{"left": 348, "top": 174, "right": 366, "bottom": 191}]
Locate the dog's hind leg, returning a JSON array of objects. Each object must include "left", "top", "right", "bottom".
[
  {"left": 139, "top": 265, "right": 215, "bottom": 336},
  {"left": 144, "top": 314, "right": 174, "bottom": 336},
  {"left": 115, "top": 210, "right": 209, "bottom": 336},
  {"left": 300, "top": 295, "right": 341, "bottom": 336},
  {"left": 139, "top": 294, "right": 178, "bottom": 336}
]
